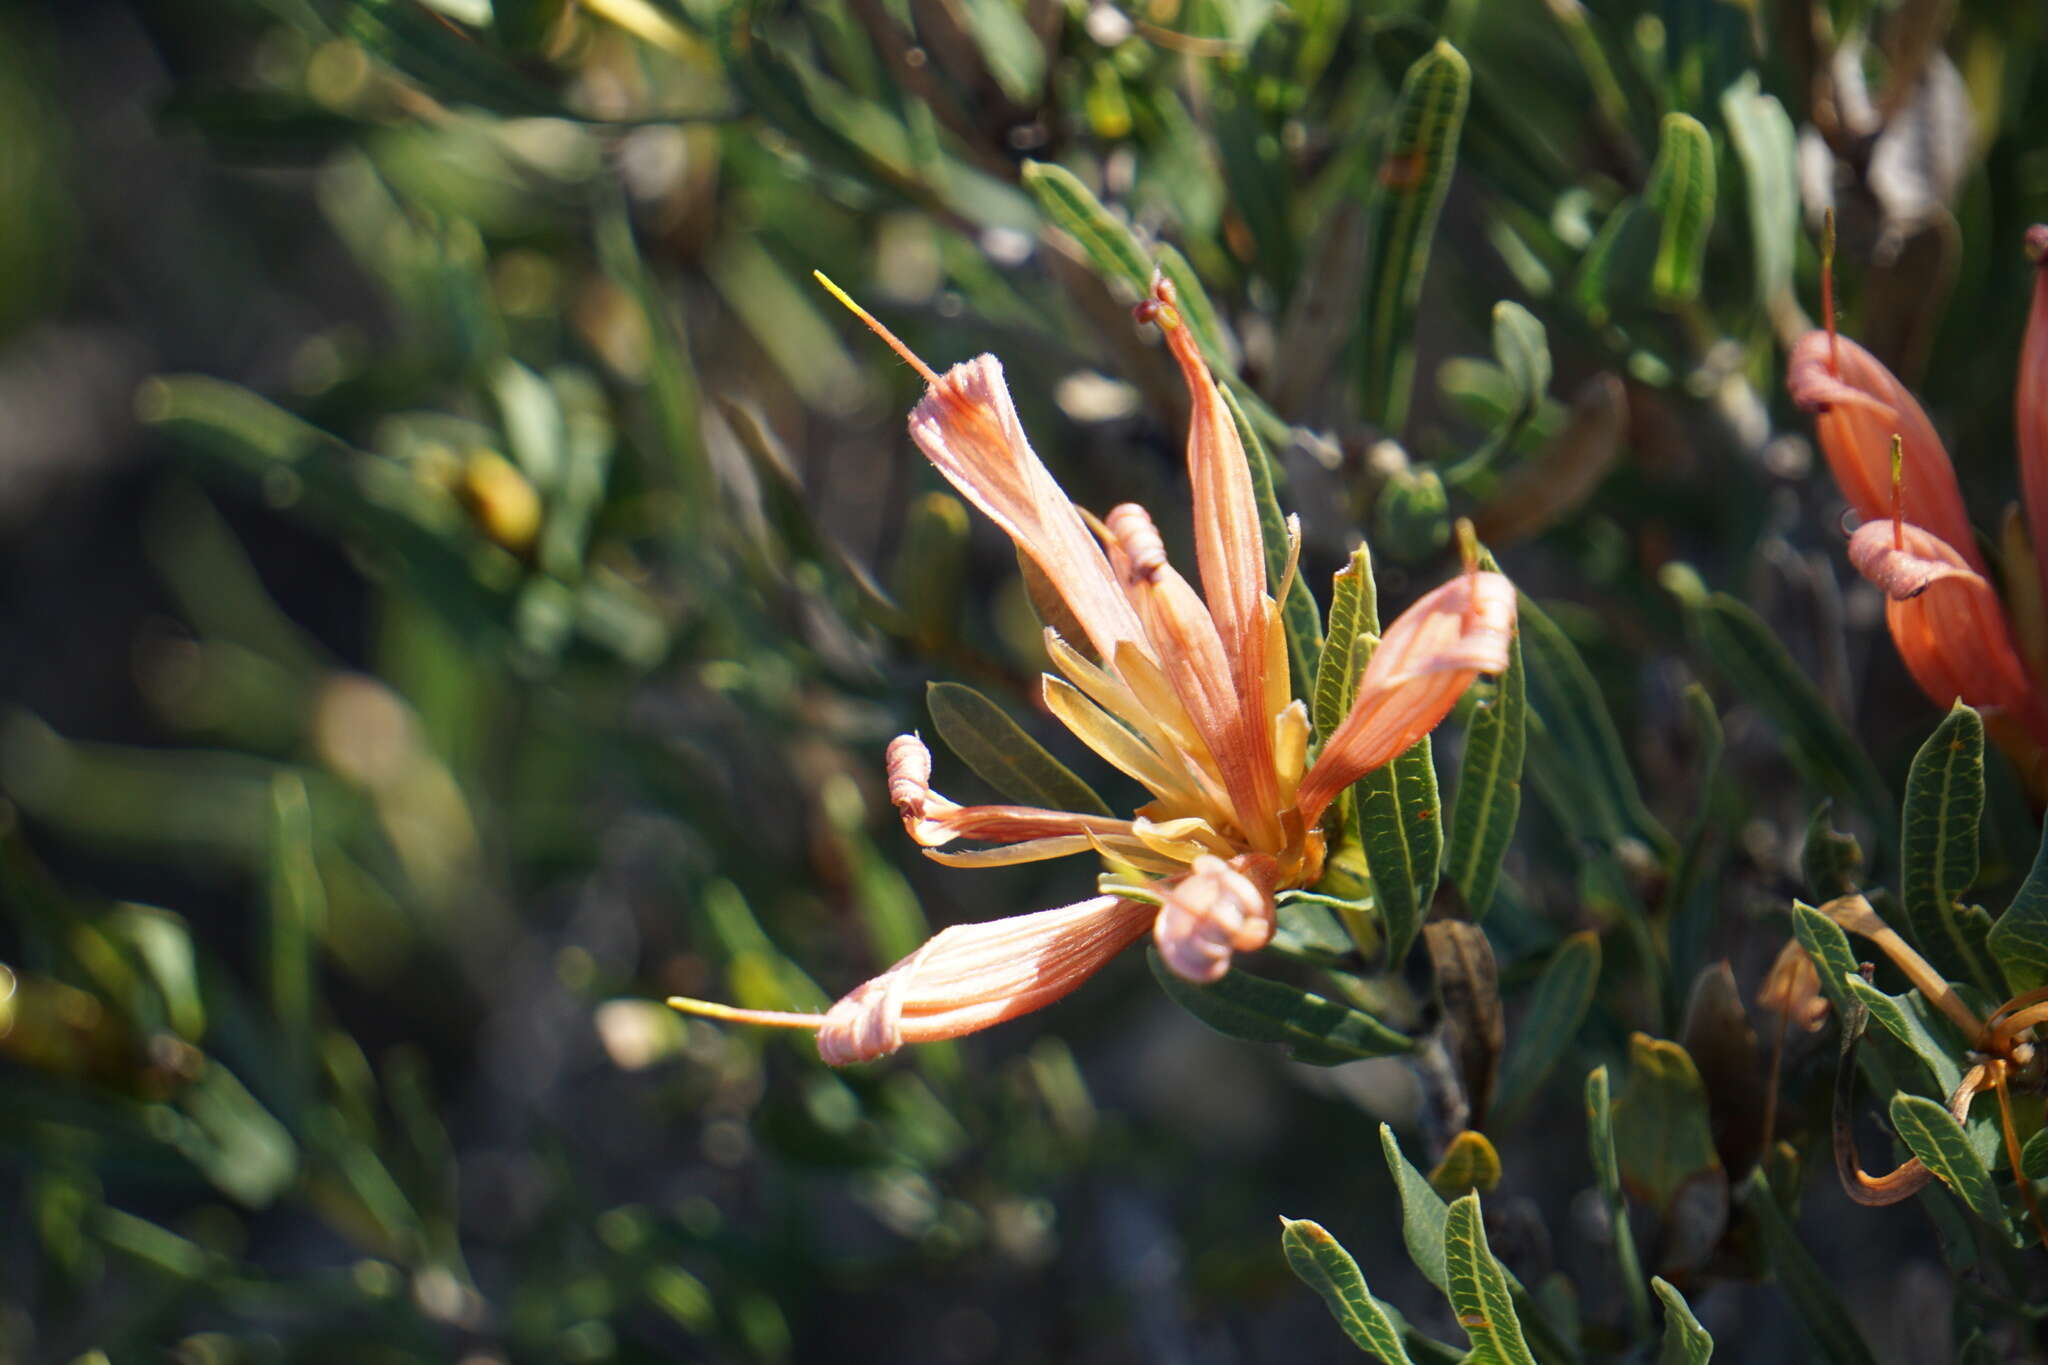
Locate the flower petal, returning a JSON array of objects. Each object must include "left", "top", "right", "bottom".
[
  {"left": 1296, "top": 570, "right": 1516, "bottom": 826},
  {"left": 1848, "top": 520, "right": 2048, "bottom": 750},
  {"left": 1786, "top": 330, "right": 1982, "bottom": 572},
  {"left": 816, "top": 895, "right": 1154, "bottom": 1064},
  {"left": 886, "top": 732, "right": 1133, "bottom": 850},
  {"left": 910, "top": 354, "right": 1150, "bottom": 661}
]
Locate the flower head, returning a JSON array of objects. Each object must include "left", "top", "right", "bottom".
[{"left": 671, "top": 274, "right": 1515, "bottom": 1063}]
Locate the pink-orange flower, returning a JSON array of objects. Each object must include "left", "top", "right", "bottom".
[
  {"left": 670, "top": 275, "right": 1516, "bottom": 1063},
  {"left": 1786, "top": 228, "right": 2048, "bottom": 789}
]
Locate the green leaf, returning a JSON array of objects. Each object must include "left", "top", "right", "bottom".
[
  {"left": 1663, "top": 566, "right": 1895, "bottom": 847},
  {"left": 1353, "top": 728, "right": 1440, "bottom": 970},
  {"left": 1442, "top": 1193, "right": 1537, "bottom": 1365},
  {"left": 1019, "top": 160, "right": 1151, "bottom": 297},
  {"left": 1987, "top": 818, "right": 2048, "bottom": 995},
  {"left": 1495, "top": 931, "right": 1600, "bottom": 1120},
  {"left": 1899, "top": 703, "right": 1997, "bottom": 994},
  {"left": 1518, "top": 594, "right": 1672, "bottom": 857},
  {"left": 926, "top": 682, "right": 1112, "bottom": 817},
  {"left": 1156, "top": 242, "right": 1239, "bottom": 373},
  {"left": 1585, "top": 1066, "right": 1651, "bottom": 1340},
  {"left": 1841, "top": 975, "right": 1964, "bottom": 1099},
  {"left": 1490, "top": 302, "right": 1551, "bottom": 413},
  {"left": 1611, "top": 1034, "right": 1720, "bottom": 1212},
  {"left": 2021, "top": 1128, "right": 2048, "bottom": 1182},
  {"left": 1739, "top": 1168, "right": 1880, "bottom": 1365},
  {"left": 1223, "top": 383, "right": 1321, "bottom": 705},
  {"left": 1652, "top": 1277, "right": 1714, "bottom": 1364},
  {"left": 1720, "top": 73, "right": 1799, "bottom": 310},
  {"left": 1428, "top": 1130, "right": 1502, "bottom": 1198},
  {"left": 1147, "top": 951, "right": 1412, "bottom": 1064},
  {"left": 1380, "top": 1123, "right": 1451, "bottom": 1291},
  {"left": 1643, "top": 114, "right": 1716, "bottom": 306},
  {"left": 1446, "top": 562, "right": 1526, "bottom": 920},
  {"left": 1315, "top": 548, "right": 1380, "bottom": 742},
  {"left": 1359, "top": 40, "right": 1470, "bottom": 432},
  {"left": 1280, "top": 1218, "right": 1417, "bottom": 1363},
  {"left": 1789, "top": 901, "right": 1863, "bottom": 1021},
  {"left": 954, "top": 0, "right": 1044, "bottom": 104},
  {"left": 1890, "top": 1093, "right": 2014, "bottom": 1239}
]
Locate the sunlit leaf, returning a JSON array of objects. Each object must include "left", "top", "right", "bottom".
[
  {"left": 1280, "top": 1218, "right": 1417, "bottom": 1363},
  {"left": 1442, "top": 1192, "right": 1537, "bottom": 1365}
]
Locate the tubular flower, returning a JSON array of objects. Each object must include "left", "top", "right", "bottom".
[
  {"left": 671, "top": 274, "right": 1516, "bottom": 1063},
  {"left": 1786, "top": 226, "right": 2048, "bottom": 790}
]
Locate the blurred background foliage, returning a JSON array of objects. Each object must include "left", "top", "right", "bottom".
[{"left": 3, "top": 0, "right": 2048, "bottom": 1360}]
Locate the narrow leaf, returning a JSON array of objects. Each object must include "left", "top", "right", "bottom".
[
  {"left": 1518, "top": 594, "right": 1672, "bottom": 857},
  {"left": 1495, "top": 931, "right": 1601, "bottom": 1120},
  {"left": 1644, "top": 113, "right": 1716, "bottom": 306},
  {"left": 1360, "top": 40, "right": 1471, "bottom": 432},
  {"left": 1720, "top": 73, "right": 1798, "bottom": 310},
  {"left": 1223, "top": 383, "right": 1321, "bottom": 704},
  {"left": 926, "top": 682, "right": 1112, "bottom": 817},
  {"left": 1663, "top": 567, "right": 1894, "bottom": 846},
  {"left": 1889, "top": 1093, "right": 2013, "bottom": 1240},
  {"left": 1443, "top": 1193, "right": 1538, "bottom": 1365},
  {"left": 1739, "top": 1168, "right": 1881, "bottom": 1365},
  {"left": 1586, "top": 1066, "right": 1652, "bottom": 1340},
  {"left": 1280, "top": 1218, "right": 1417, "bottom": 1364},
  {"left": 1315, "top": 547, "right": 1379, "bottom": 741},
  {"left": 1019, "top": 160, "right": 1151, "bottom": 296},
  {"left": 1446, "top": 556, "right": 1526, "bottom": 919},
  {"left": 1148, "top": 950, "right": 1412, "bottom": 1064},
  {"left": 1899, "top": 703, "right": 1996, "bottom": 994},
  {"left": 1354, "top": 731, "right": 1440, "bottom": 969},
  {"left": 1381, "top": 1123, "right": 1451, "bottom": 1292},
  {"left": 1652, "top": 1277, "right": 1714, "bottom": 1365}
]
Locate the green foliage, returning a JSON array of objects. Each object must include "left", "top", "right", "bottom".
[
  {"left": 16, "top": 0, "right": 2048, "bottom": 1358},
  {"left": 1145, "top": 951, "right": 1412, "bottom": 1065},
  {"left": 1280, "top": 1218, "right": 1415, "bottom": 1364}
]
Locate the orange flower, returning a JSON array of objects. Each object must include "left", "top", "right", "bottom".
[
  {"left": 1787, "top": 227, "right": 2048, "bottom": 786},
  {"left": 670, "top": 275, "right": 1516, "bottom": 1062}
]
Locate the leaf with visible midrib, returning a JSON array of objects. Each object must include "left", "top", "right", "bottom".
[
  {"left": 1899, "top": 703, "right": 1996, "bottom": 995},
  {"left": 1889, "top": 1093, "right": 2014, "bottom": 1241},
  {"left": 927, "top": 682, "right": 1112, "bottom": 817},
  {"left": 1446, "top": 548, "right": 1526, "bottom": 920},
  {"left": 1645, "top": 113, "right": 1716, "bottom": 306},
  {"left": 1280, "top": 1218, "right": 1416, "bottom": 1363},
  {"left": 1442, "top": 1193, "right": 1537, "bottom": 1365}
]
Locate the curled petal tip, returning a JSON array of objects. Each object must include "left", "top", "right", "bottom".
[
  {"left": 1845, "top": 520, "right": 1975, "bottom": 600},
  {"left": 886, "top": 733, "right": 934, "bottom": 824},
  {"left": 1785, "top": 331, "right": 1896, "bottom": 418},
  {"left": 2028, "top": 224, "right": 2048, "bottom": 264}
]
